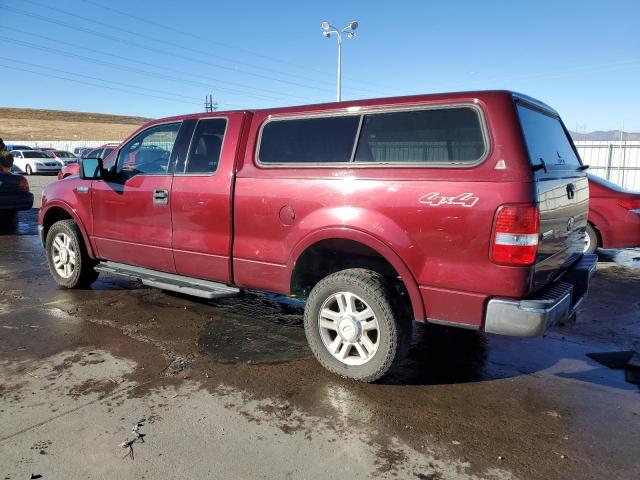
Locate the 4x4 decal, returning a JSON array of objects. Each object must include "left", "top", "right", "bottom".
[{"left": 419, "top": 192, "right": 479, "bottom": 208}]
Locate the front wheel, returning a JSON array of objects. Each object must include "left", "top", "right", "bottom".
[
  {"left": 584, "top": 223, "right": 600, "bottom": 254},
  {"left": 25, "top": 164, "right": 33, "bottom": 175},
  {"left": 45, "top": 219, "right": 99, "bottom": 288},
  {"left": 303, "top": 268, "right": 412, "bottom": 382}
]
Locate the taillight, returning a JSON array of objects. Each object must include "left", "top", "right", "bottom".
[
  {"left": 18, "top": 176, "right": 29, "bottom": 191},
  {"left": 617, "top": 198, "right": 640, "bottom": 211},
  {"left": 491, "top": 204, "right": 539, "bottom": 266}
]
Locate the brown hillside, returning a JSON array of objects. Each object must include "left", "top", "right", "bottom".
[{"left": 0, "top": 107, "right": 153, "bottom": 141}]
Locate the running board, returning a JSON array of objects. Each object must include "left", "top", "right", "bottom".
[{"left": 95, "top": 261, "right": 240, "bottom": 299}]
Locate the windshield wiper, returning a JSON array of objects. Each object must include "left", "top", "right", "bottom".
[{"left": 532, "top": 158, "right": 547, "bottom": 173}]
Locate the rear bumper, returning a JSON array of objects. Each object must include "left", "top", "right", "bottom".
[{"left": 484, "top": 254, "right": 598, "bottom": 336}]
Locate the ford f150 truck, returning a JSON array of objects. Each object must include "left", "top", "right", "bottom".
[{"left": 39, "top": 91, "right": 597, "bottom": 382}]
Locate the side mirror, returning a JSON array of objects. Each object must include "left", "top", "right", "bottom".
[{"left": 80, "top": 157, "right": 104, "bottom": 180}]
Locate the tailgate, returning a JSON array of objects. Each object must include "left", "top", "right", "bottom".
[{"left": 516, "top": 102, "right": 589, "bottom": 291}]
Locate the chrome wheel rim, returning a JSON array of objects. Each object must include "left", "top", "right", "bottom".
[
  {"left": 583, "top": 231, "right": 591, "bottom": 253},
  {"left": 318, "top": 292, "right": 380, "bottom": 366},
  {"left": 51, "top": 232, "right": 76, "bottom": 279}
]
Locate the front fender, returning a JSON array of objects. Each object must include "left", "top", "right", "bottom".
[{"left": 40, "top": 200, "right": 96, "bottom": 258}]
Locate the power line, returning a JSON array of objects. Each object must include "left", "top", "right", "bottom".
[
  {"left": 70, "top": 0, "right": 339, "bottom": 89},
  {"left": 9, "top": 1, "right": 371, "bottom": 97},
  {"left": 1, "top": 35, "right": 317, "bottom": 104},
  {"left": 79, "top": 0, "right": 387, "bottom": 93},
  {"left": 0, "top": 56, "right": 203, "bottom": 104},
  {"left": 0, "top": 63, "right": 203, "bottom": 107}
]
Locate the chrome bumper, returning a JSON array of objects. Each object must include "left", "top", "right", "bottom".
[{"left": 484, "top": 254, "right": 598, "bottom": 336}]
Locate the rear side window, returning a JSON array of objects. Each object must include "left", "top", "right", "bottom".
[
  {"left": 181, "top": 118, "right": 227, "bottom": 174},
  {"left": 355, "top": 108, "right": 486, "bottom": 164},
  {"left": 258, "top": 116, "right": 360, "bottom": 164},
  {"left": 257, "top": 105, "right": 486, "bottom": 166},
  {"left": 517, "top": 104, "right": 581, "bottom": 171}
]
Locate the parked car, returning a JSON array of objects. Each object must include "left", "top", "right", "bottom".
[
  {"left": 46, "top": 150, "right": 79, "bottom": 166},
  {"left": 585, "top": 174, "right": 640, "bottom": 252},
  {"left": 73, "top": 147, "right": 93, "bottom": 158},
  {"left": 58, "top": 148, "right": 115, "bottom": 179},
  {"left": 81, "top": 146, "right": 116, "bottom": 160},
  {"left": 5, "top": 144, "right": 32, "bottom": 151},
  {"left": 0, "top": 170, "right": 33, "bottom": 216},
  {"left": 39, "top": 90, "right": 597, "bottom": 382},
  {"left": 11, "top": 150, "right": 62, "bottom": 175}
]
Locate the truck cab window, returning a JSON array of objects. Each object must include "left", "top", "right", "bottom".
[
  {"left": 117, "top": 123, "right": 180, "bottom": 178},
  {"left": 182, "top": 118, "right": 227, "bottom": 174}
]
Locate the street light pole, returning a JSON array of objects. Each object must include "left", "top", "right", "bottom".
[{"left": 321, "top": 20, "right": 358, "bottom": 102}]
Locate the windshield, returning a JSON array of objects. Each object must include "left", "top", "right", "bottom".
[
  {"left": 23, "top": 151, "right": 51, "bottom": 159},
  {"left": 517, "top": 104, "right": 582, "bottom": 171},
  {"left": 55, "top": 151, "right": 74, "bottom": 158}
]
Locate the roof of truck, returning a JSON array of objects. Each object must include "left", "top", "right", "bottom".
[{"left": 143, "top": 90, "right": 558, "bottom": 128}]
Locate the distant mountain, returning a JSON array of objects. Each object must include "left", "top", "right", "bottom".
[{"left": 569, "top": 130, "right": 640, "bottom": 141}]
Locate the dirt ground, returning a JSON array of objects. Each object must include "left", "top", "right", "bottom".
[
  {"left": 1, "top": 205, "right": 639, "bottom": 479},
  {"left": 0, "top": 108, "right": 149, "bottom": 141}
]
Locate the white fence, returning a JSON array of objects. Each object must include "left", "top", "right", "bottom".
[
  {"left": 574, "top": 141, "right": 640, "bottom": 191},
  {"left": 7, "top": 140, "right": 120, "bottom": 151}
]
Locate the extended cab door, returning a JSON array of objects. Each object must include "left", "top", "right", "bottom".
[
  {"left": 170, "top": 113, "right": 247, "bottom": 283},
  {"left": 91, "top": 122, "right": 184, "bottom": 272}
]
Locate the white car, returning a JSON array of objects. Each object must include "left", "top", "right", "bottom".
[{"left": 10, "top": 150, "right": 62, "bottom": 175}]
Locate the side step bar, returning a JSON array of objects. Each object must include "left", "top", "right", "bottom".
[{"left": 95, "top": 261, "right": 240, "bottom": 299}]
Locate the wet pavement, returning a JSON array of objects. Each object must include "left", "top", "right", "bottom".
[{"left": 1, "top": 209, "right": 639, "bottom": 479}]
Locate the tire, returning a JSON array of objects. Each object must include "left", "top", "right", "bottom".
[
  {"left": 303, "top": 268, "right": 412, "bottom": 382},
  {"left": 25, "top": 164, "right": 33, "bottom": 175},
  {"left": 45, "top": 219, "right": 99, "bottom": 288},
  {"left": 584, "top": 223, "right": 600, "bottom": 254}
]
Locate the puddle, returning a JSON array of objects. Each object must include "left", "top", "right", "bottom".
[
  {"left": 198, "top": 313, "right": 310, "bottom": 364},
  {"left": 0, "top": 209, "right": 39, "bottom": 236}
]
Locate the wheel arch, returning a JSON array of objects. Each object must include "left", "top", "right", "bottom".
[
  {"left": 587, "top": 212, "right": 608, "bottom": 248},
  {"left": 288, "top": 227, "right": 425, "bottom": 321},
  {"left": 41, "top": 202, "right": 96, "bottom": 258}
]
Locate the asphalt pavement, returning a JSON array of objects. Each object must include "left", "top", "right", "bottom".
[{"left": 1, "top": 180, "right": 639, "bottom": 479}]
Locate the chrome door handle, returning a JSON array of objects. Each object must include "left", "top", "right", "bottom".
[{"left": 153, "top": 189, "right": 169, "bottom": 205}]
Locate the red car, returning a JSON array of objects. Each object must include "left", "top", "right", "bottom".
[
  {"left": 585, "top": 174, "right": 640, "bottom": 252},
  {"left": 57, "top": 146, "right": 116, "bottom": 180},
  {"left": 39, "top": 90, "right": 597, "bottom": 382}
]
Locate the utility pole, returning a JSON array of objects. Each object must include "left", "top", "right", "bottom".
[{"left": 204, "top": 94, "right": 218, "bottom": 112}]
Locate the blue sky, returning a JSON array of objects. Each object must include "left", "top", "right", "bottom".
[{"left": 1, "top": 0, "right": 639, "bottom": 130}]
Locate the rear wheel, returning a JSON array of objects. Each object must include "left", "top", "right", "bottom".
[
  {"left": 25, "top": 164, "right": 33, "bottom": 175},
  {"left": 45, "top": 219, "right": 99, "bottom": 288},
  {"left": 303, "top": 268, "right": 412, "bottom": 382},
  {"left": 584, "top": 223, "right": 600, "bottom": 254}
]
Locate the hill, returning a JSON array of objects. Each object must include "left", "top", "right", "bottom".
[
  {"left": 0, "top": 107, "right": 152, "bottom": 141},
  {"left": 569, "top": 130, "right": 640, "bottom": 141}
]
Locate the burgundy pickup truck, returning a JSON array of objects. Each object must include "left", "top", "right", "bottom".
[{"left": 39, "top": 91, "right": 597, "bottom": 382}]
